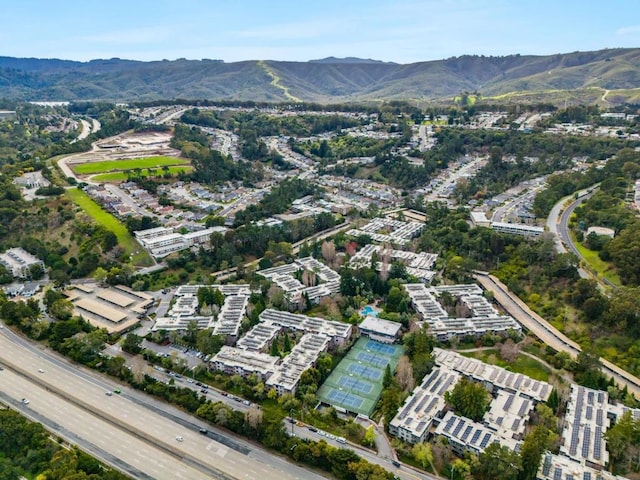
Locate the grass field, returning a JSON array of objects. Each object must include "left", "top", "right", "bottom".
[
  {"left": 570, "top": 232, "right": 621, "bottom": 286},
  {"left": 66, "top": 188, "right": 152, "bottom": 266},
  {"left": 92, "top": 165, "right": 193, "bottom": 182},
  {"left": 460, "top": 349, "right": 551, "bottom": 382},
  {"left": 71, "top": 156, "right": 189, "bottom": 175}
]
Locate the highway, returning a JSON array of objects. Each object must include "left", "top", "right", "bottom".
[
  {"left": 475, "top": 272, "right": 640, "bottom": 398},
  {"left": 0, "top": 326, "right": 328, "bottom": 480}
]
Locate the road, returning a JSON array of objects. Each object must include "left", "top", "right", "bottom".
[
  {"left": 554, "top": 187, "right": 616, "bottom": 289},
  {"left": 0, "top": 326, "right": 329, "bottom": 480},
  {"left": 286, "top": 420, "right": 436, "bottom": 480},
  {"left": 475, "top": 272, "right": 640, "bottom": 398}
]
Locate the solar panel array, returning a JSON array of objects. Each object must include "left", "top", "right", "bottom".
[
  {"left": 594, "top": 426, "right": 602, "bottom": 460},
  {"left": 582, "top": 426, "right": 591, "bottom": 459}
]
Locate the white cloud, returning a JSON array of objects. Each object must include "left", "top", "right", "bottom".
[{"left": 616, "top": 25, "right": 640, "bottom": 36}]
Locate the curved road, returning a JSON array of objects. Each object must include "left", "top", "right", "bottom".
[{"left": 475, "top": 272, "right": 640, "bottom": 398}]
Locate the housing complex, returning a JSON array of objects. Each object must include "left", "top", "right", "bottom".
[
  {"left": 404, "top": 283, "right": 521, "bottom": 341},
  {"left": 346, "top": 218, "right": 424, "bottom": 246},
  {"left": 152, "top": 284, "right": 250, "bottom": 341},
  {"left": 210, "top": 309, "right": 352, "bottom": 395},
  {"left": 348, "top": 243, "right": 438, "bottom": 283},
  {"left": 389, "top": 349, "right": 551, "bottom": 454},
  {"left": 257, "top": 257, "right": 340, "bottom": 306},
  {"left": 134, "top": 226, "right": 227, "bottom": 258}
]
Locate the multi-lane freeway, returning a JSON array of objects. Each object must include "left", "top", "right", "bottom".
[{"left": 0, "top": 326, "right": 328, "bottom": 480}]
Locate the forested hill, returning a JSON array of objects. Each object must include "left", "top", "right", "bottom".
[{"left": 1, "top": 48, "right": 639, "bottom": 103}]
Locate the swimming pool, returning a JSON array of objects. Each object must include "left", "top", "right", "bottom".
[{"left": 360, "top": 305, "right": 379, "bottom": 317}]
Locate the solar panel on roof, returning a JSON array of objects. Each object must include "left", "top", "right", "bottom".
[
  {"left": 517, "top": 400, "right": 530, "bottom": 417},
  {"left": 586, "top": 405, "right": 593, "bottom": 420},
  {"left": 582, "top": 426, "right": 591, "bottom": 459},
  {"left": 553, "top": 467, "right": 562, "bottom": 480},
  {"left": 453, "top": 419, "right": 465, "bottom": 437},
  {"left": 542, "top": 455, "right": 552, "bottom": 476},
  {"left": 511, "top": 418, "right": 520, "bottom": 431},
  {"left": 594, "top": 426, "right": 602, "bottom": 460},
  {"left": 470, "top": 429, "right": 481, "bottom": 444},
  {"left": 417, "top": 421, "right": 427, "bottom": 432},
  {"left": 444, "top": 415, "right": 456, "bottom": 433},
  {"left": 596, "top": 409, "right": 603, "bottom": 426},
  {"left": 504, "top": 394, "right": 515, "bottom": 411},
  {"left": 461, "top": 425, "right": 473, "bottom": 441},
  {"left": 479, "top": 433, "right": 492, "bottom": 449}
]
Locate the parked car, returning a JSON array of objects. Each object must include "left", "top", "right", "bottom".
[{"left": 175, "top": 435, "right": 184, "bottom": 442}]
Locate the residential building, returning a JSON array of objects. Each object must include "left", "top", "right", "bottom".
[{"left": 0, "top": 248, "right": 45, "bottom": 278}]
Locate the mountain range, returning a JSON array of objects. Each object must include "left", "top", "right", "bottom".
[{"left": 1, "top": 48, "right": 639, "bottom": 105}]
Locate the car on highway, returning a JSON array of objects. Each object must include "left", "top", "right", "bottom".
[
  {"left": 307, "top": 426, "right": 317, "bottom": 432},
  {"left": 38, "top": 368, "right": 45, "bottom": 373},
  {"left": 21, "top": 398, "right": 29, "bottom": 404},
  {"left": 391, "top": 460, "right": 401, "bottom": 468},
  {"left": 175, "top": 435, "right": 184, "bottom": 442},
  {"left": 199, "top": 428, "right": 208, "bottom": 434},
  {"left": 113, "top": 389, "right": 121, "bottom": 394},
  {"left": 105, "top": 391, "right": 113, "bottom": 396}
]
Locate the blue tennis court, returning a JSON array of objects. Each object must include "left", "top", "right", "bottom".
[
  {"left": 347, "top": 363, "right": 382, "bottom": 380},
  {"left": 338, "top": 376, "right": 373, "bottom": 393},
  {"left": 327, "top": 389, "right": 364, "bottom": 409},
  {"left": 365, "top": 340, "right": 399, "bottom": 355},
  {"left": 356, "top": 351, "right": 390, "bottom": 368}
]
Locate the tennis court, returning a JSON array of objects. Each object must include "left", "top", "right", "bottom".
[
  {"left": 337, "top": 376, "right": 373, "bottom": 394},
  {"left": 356, "top": 351, "right": 390, "bottom": 368},
  {"left": 317, "top": 337, "right": 404, "bottom": 417}
]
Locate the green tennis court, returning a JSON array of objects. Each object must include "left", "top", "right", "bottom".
[{"left": 317, "top": 337, "right": 404, "bottom": 417}]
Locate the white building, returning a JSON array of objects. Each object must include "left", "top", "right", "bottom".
[
  {"left": 346, "top": 218, "right": 424, "bottom": 246},
  {"left": 491, "top": 221, "right": 544, "bottom": 237},
  {"left": 405, "top": 284, "right": 521, "bottom": 341},
  {"left": 358, "top": 316, "right": 402, "bottom": 343},
  {"left": 433, "top": 348, "right": 552, "bottom": 402},
  {"left": 258, "top": 257, "right": 340, "bottom": 306},
  {"left": 348, "top": 244, "right": 437, "bottom": 283},
  {"left": 560, "top": 385, "right": 610, "bottom": 468},
  {"left": 211, "top": 308, "right": 352, "bottom": 396},
  {"left": 134, "top": 226, "right": 227, "bottom": 258},
  {"left": 0, "top": 248, "right": 45, "bottom": 278},
  {"left": 389, "top": 367, "right": 460, "bottom": 444}
]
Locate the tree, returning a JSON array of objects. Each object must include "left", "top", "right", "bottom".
[
  {"left": 395, "top": 355, "right": 414, "bottom": 392},
  {"left": 444, "top": 377, "right": 490, "bottom": 421},
  {"left": 518, "top": 425, "right": 556, "bottom": 480},
  {"left": 473, "top": 443, "right": 521, "bottom": 480},
  {"left": 362, "top": 425, "right": 376, "bottom": 447},
  {"left": 412, "top": 442, "right": 435, "bottom": 472},
  {"left": 121, "top": 333, "right": 142, "bottom": 354},
  {"left": 382, "top": 364, "right": 393, "bottom": 389}
]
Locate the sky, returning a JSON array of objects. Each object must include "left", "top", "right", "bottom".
[{"left": 2, "top": 0, "right": 640, "bottom": 64}]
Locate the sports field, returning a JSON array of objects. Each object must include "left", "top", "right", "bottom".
[
  {"left": 317, "top": 337, "right": 404, "bottom": 417},
  {"left": 92, "top": 165, "right": 193, "bottom": 182},
  {"left": 71, "top": 156, "right": 189, "bottom": 175}
]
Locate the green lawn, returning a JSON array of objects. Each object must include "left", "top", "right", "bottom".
[
  {"left": 570, "top": 232, "right": 621, "bottom": 285},
  {"left": 460, "top": 349, "right": 551, "bottom": 382},
  {"left": 72, "top": 156, "right": 189, "bottom": 175},
  {"left": 66, "top": 188, "right": 152, "bottom": 266},
  {"left": 92, "top": 165, "right": 193, "bottom": 182}
]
